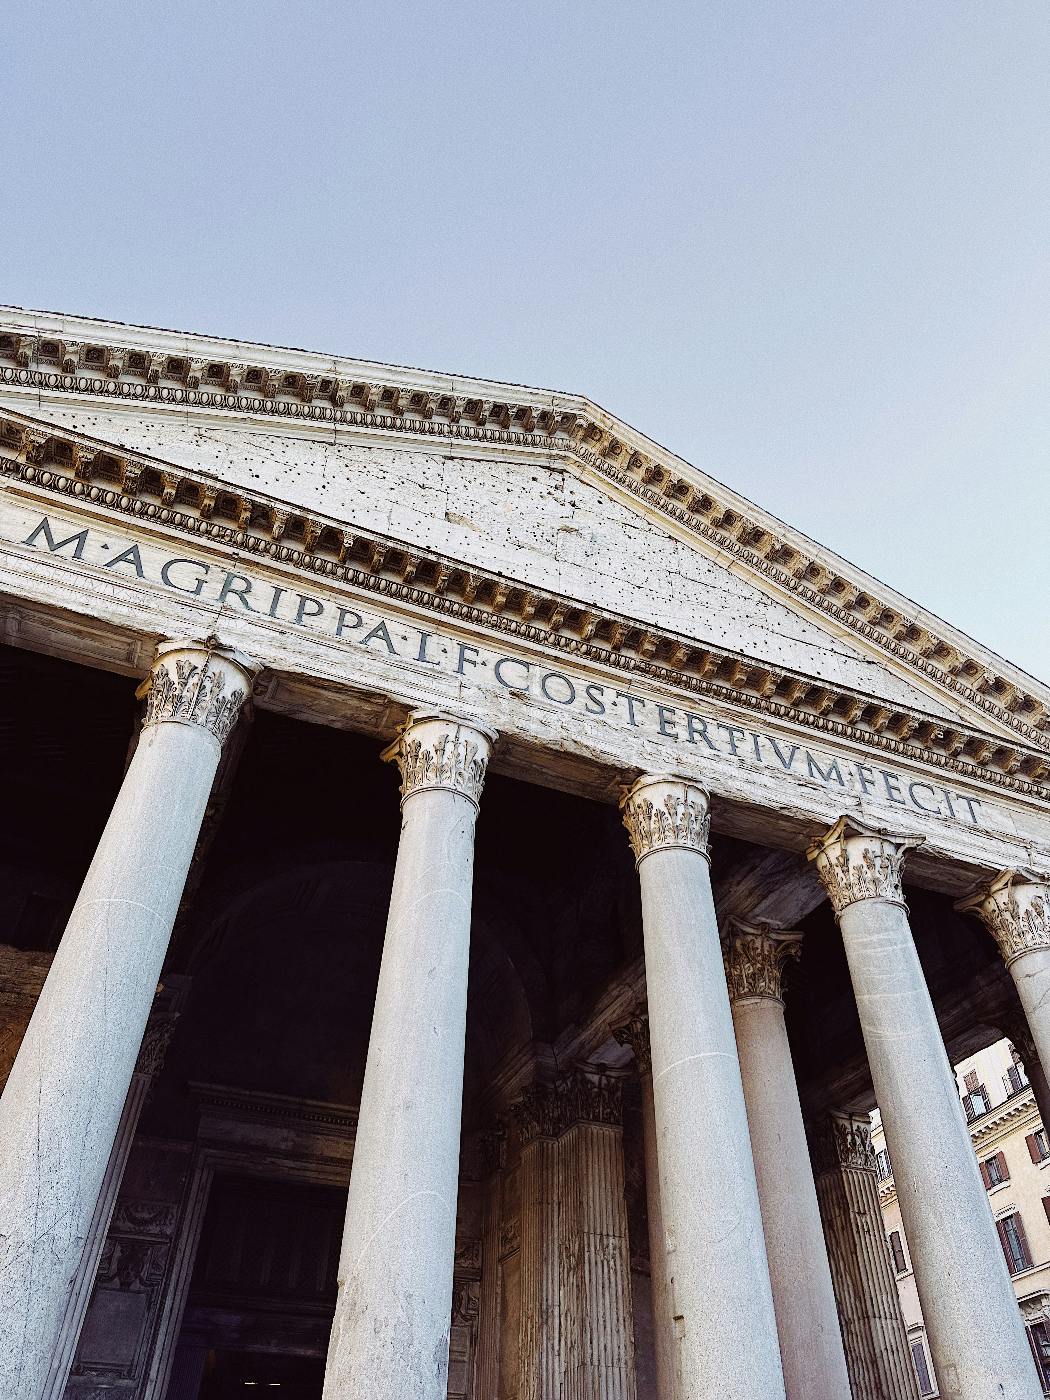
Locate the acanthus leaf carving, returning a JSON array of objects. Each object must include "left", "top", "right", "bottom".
[
  {"left": 807, "top": 816, "right": 921, "bottom": 914},
  {"left": 620, "top": 774, "right": 710, "bottom": 864},
  {"left": 141, "top": 638, "right": 255, "bottom": 745},
  {"left": 956, "top": 869, "right": 1050, "bottom": 968},
  {"left": 383, "top": 711, "right": 495, "bottom": 809},
  {"left": 722, "top": 918, "right": 803, "bottom": 1004}
]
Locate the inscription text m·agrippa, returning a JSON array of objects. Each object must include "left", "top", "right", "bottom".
[{"left": 21, "top": 513, "right": 985, "bottom": 829}]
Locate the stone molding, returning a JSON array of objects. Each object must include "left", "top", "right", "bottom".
[
  {"left": 807, "top": 816, "right": 922, "bottom": 914},
  {"left": 2, "top": 335, "right": 1046, "bottom": 759},
  {"left": 955, "top": 869, "right": 1050, "bottom": 967},
  {"left": 140, "top": 638, "right": 256, "bottom": 744},
  {"left": 722, "top": 917, "right": 803, "bottom": 1005},
  {"left": 810, "top": 1111, "right": 877, "bottom": 1176},
  {"left": 511, "top": 1070, "right": 624, "bottom": 1146},
  {"left": 620, "top": 773, "right": 710, "bottom": 866},
  {"left": 2, "top": 405, "right": 1048, "bottom": 800},
  {"left": 382, "top": 710, "right": 495, "bottom": 810},
  {"left": 611, "top": 1008, "right": 651, "bottom": 1077}
]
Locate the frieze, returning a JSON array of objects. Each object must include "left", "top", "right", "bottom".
[
  {"left": 1, "top": 415, "right": 1047, "bottom": 802},
  {"left": 0, "top": 501, "right": 1019, "bottom": 834},
  {"left": 1, "top": 344, "right": 1046, "bottom": 756},
  {"left": 0, "top": 503, "right": 1023, "bottom": 836}
]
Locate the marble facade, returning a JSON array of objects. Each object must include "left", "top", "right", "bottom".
[{"left": 0, "top": 308, "right": 1048, "bottom": 1399}]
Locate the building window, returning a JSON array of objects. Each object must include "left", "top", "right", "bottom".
[
  {"left": 876, "top": 1149, "right": 892, "bottom": 1181},
  {"left": 1006, "top": 1062, "right": 1027, "bottom": 1096},
  {"left": 910, "top": 1337, "right": 936, "bottom": 1397},
  {"left": 1027, "top": 1321, "right": 1050, "bottom": 1390},
  {"left": 1027, "top": 1131, "right": 1050, "bottom": 1164},
  {"left": 963, "top": 1070, "right": 991, "bottom": 1121},
  {"left": 996, "top": 1212, "right": 1033, "bottom": 1275},
  {"left": 981, "top": 1151, "right": 1010, "bottom": 1187},
  {"left": 887, "top": 1229, "right": 908, "bottom": 1274}
]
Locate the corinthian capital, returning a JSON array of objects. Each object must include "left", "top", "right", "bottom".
[
  {"left": 620, "top": 774, "right": 710, "bottom": 866},
  {"left": 956, "top": 870, "right": 1050, "bottom": 967},
  {"left": 140, "top": 638, "right": 256, "bottom": 745},
  {"left": 611, "top": 1008, "right": 652, "bottom": 1076},
  {"left": 807, "top": 816, "right": 921, "bottom": 914},
  {"left": 723, "top": 918, "right": 803, "bottom": 1004},
  {"left": 383, "top": 710, "right": 496, "bottom": 810}
]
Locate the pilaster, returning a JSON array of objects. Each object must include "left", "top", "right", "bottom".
[{"left": 810, "top": 1113, "right": 920, "bottom": 1400}]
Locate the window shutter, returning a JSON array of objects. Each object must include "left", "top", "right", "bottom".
[
  {"left": 1028, "top": 1134, "right": 1041, "bottom": 1163},
  {"left": 980, "top": 1160, "right": 991, "bottom": 1188},
  {"left": 996, "top": 1217, "right": 1011, "bottom": 1266},
  {"left": 889, "top": 1230, "right": 907, "bottom": 1273},
  {"left": 1043, "top": 1196, "right": 1050, "bottom": 1228},
  {"left": 997, "top": 1151, "right": 1010, "bottom": 1180},
  {"left": 1016, "top": 1213, "right": 1034, "bottom": 1270}
]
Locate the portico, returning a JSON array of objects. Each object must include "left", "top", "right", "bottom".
[{"left": 0, "top": 309, "right": 1048, "bottom": 1400}]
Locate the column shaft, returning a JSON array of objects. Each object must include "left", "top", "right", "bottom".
[
  {"left": 518, "top": 1135, "right": 561, "bottom": 1400},
  {"left": 727, "top": 936, "right": 851, "bottom": 1400},
  {"left": 559, "top": 1110, "right": 636, "bottom": 1400},
  {"left": 811, "top": 1114, "right": 920, "bottom": 1400},
  {"left": 322, "top": 713, "right": 493, "bottom": 1400},
  {"left": 812, "top": 820, "right": 1039, "bottom": 1400},
  {"left": 639, "top": 1071, "right": 676, "bottom": 1400},
  {"left": 0, "top": 641, "right": 251, "bottom": 1400},
  {"left": 622, "top": 777, "right": 786, "bottom": 1400},
  {"left": 612, "top": 1010, "right": 676, "bottom": 1400}
]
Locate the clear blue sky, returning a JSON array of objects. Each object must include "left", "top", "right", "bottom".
[{"left": 6, "top": 4, "right": 1049, "bottom": 682}]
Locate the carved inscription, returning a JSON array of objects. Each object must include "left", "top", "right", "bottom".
[{"left": 15, "top": 509, "right": 991, "bottom": 829}]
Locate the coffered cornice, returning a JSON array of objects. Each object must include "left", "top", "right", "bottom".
[
  {"left": 1, "top": 311, "right": 1046, "bottom": 757},
  {"left": 1, "top": 404, "right": 1048, "bottom": 805}
]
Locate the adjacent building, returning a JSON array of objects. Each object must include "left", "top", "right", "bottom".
[{"left": 876, "top": 1039, "right": 1050, "bottom": 1396}]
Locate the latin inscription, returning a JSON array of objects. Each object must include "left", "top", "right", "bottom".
[{"left": 20, "top": 514, "right": 985, "bottom": 828}]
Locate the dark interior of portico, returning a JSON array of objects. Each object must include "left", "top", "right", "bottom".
[{"left": 0, "top": 640, "right": 1028, "bottom": 1400}]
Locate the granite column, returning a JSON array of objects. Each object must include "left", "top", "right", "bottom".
[
  {"left": 723, "top": 918, "right": 851, "bottom": 1400},
  {"left": 810, "top": 817, "right": 1039, "bottom": 1400},
  {"left": 321, "top": 711, "right": 494, "bottom": 1400},
  {"left": 620, "top": 775, "right": 786, "bottom": 1400},
  {"left": 0, "top": 639, "right": 254, "bottom": 1400}
]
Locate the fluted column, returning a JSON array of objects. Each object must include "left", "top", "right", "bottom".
[
  {"left": 958, "top": 871, "right": 1050, "bottom": 1120},
  {"left": 322, "top": 711, "right": 494, "bottom": 1400},
  {"left": 620, "top": 775, "right": 786, "bottom": 1400},
  {"left": 613, "top": 1010, "right": 676, "bottom": 1400},
  {"left": 810, "top": 817, "right": 1039, "bottom": 1400},
  {"left": 810, "top": 1113, "right": 920, "bottom": 1400},
  {"left": 0, "top": 639, "right": 254, "bottom": 1400},
  {"left": 512, "top": 1086, "right": 563, "bottom": 1400},
  {"left": 558, "top": 1072, "right": 637, "bottom": 1400},
  {"left": 724, "top": 919, "right": 851, "bottom": 1400}
]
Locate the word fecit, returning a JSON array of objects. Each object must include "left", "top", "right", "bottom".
[{"left": 21, "top": 512, "right": 985, "bottom": 828}]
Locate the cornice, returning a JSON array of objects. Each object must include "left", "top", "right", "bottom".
[
  {"left": 1, "top": 405, "right": 1048, "bottom": 805},
  {"left": 970, "top": 1087, "right": 1040, "bottom": 1151},
  {"left": 1, "top": 316, "right": 1046, "bottom": 753}
]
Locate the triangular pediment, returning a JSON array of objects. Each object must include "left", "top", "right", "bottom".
[{"left": 0, "top": 308, "right": 1047, "bottom": 780}]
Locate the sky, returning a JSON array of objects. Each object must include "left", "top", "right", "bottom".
[{"left": 5, "top": 3, "right": 1049, "bottom": 682}]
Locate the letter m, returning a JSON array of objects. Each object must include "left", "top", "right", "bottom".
[{"left": 22, "top": 516, "right": 89, "bottom": 560}]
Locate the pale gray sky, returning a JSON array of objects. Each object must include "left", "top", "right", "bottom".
[{"left": 5, "top": 3, "right": 1049, "bottom": 681}]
